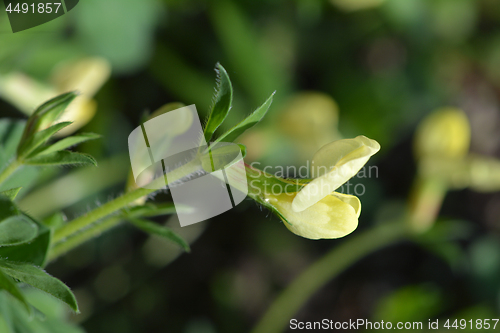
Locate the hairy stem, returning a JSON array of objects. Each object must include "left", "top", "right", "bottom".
[
  {"left": 48, "top": 215, "right": 123, "bottom": 262},
  {"left": 52, "top": 159, "right": 201, "bottom": 244},
  {"left": 52, "top": 188, "right": 152, "bottom": 243},
  {"left": 0, "top": 159, "right": 21, "bottom": 187},
  {"left": 251, "top": 221, "right": 409, "bottom": 333}
]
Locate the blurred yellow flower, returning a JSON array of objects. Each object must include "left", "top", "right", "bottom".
[
  {"left": 292, "top": 135, "right": 380, "bottom": 212},
  {"left": 52, "top": 58, "right": 111, "bottom": 136},
  {"left": 410, "top": 107, "right": 500, "bottom": 232},
  {"left": 414, "top": 107, "right": 470, "bottom": 160},
  {"left": 279, "top": 92, "right": 340, "bottom": 146},
  {"left": 0, "top": 57, "right": 111, "bottom": 136},
  {"left": 414, "top": 107, "right": 500, "bottom": 192},
  {"left": 331, "top": 0, "right": 386, "bottom": 12}
]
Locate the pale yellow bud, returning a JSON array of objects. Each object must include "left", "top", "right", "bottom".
[{"left": 414, "top": 107, "right": 471, "bottom": 159}]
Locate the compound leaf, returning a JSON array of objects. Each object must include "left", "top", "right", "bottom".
[
  {"left": 0, "top": 260, "right": 78, "bottom": 313},
  {"left": 19, "top": 122, "right": 72, "bottom": 159}
]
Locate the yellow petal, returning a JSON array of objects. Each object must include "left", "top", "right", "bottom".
[
  {"left": 0, "top": 72, "right": 56, "bottom": 114},
  {"left": 267, "top": 192, "right": 358, "bottom": 240},
  {"left": 51, "top": 57, "right": 111, "bottom": 136},
  {"left": 51, "top": 57, "right": 111, "bottom": 97},
  {"left": 414, "top": 107, "right": 470, "bottom": 159},
  {"left": 292, "top": 135, "right": 380, "bottom": 212},
  {"left": 331, "top": 192, "right": 361, "bottom": 218}
]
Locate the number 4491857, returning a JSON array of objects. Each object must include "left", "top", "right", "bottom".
[
  {"left": 6, "top": 3, "right": 62, "bottom": 14},
  {"left": 444, "top": 319, "right": 499, "bottom": 330}
]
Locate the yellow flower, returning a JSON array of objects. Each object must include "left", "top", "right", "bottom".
[
  {"left": 51, "top": 58, "right": 111, "bottom": 136},
  {"left": 247, "top": 135, "right": 379, "bottom": 240},
  {"left": 414, "top": 107, "right": 470, "bottom": 160},
  {"left": 292, "top": 135, "right": 380, "bottom": 212},
  {"left": 410, "top": 107, "right": 471, "bottom": 232},
  {"left": 279, "top": 92, "right": 340, "bottom": 146},
  {"left": 266, "top": 191, "right": 361, "bottom": 239},
  {"left": 0, "top": 57, "right": 111, "bottom": 136}
]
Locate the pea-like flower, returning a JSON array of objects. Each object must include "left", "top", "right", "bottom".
[{"left": 247, "top": 135, "right": 380, "bottom": 240}]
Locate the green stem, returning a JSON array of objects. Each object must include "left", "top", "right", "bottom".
[
  {"left": 0, "top": 159, "right": 21, "bottom": 186},
  {"left": 48, "top": 215, "right": 123, "bottom": 261},
  {"left": 52, "top": 188, "right": 152, "bottom": 243},
  {"left": 251, "top": 221, "right": 409, "bottom": 333},
  {"left": 52, "top": 159, "right": 201, "bottom": 244}
]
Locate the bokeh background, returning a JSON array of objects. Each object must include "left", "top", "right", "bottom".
[{"left": 2, "top": 0, "right": 500, "bottom": 332}]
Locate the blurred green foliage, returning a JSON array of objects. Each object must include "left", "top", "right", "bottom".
[{"left": 2, "top": 0, "right": 500, "bottom": 332}]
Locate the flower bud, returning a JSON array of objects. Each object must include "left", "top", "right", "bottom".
[{"left": 414, "top": 107, "right": 470, "bottom": 160}]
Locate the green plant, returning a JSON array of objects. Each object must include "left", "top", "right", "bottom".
[
  {"left": 4, "top": 62, "right": 485, "bottom": 333},
  {"left": 0, "top": 60, "right": 378, "bottom": 329},
  {"left": 0, "top": 63, "right": 280, "bottom": 329}
]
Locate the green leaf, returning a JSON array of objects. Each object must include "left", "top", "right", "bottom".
[
  {"left": 42, "top": 213, "right": 66, "bottom": 230},
  {"left": 238, "top": 143, "right": 247, "bottom": 159},
  {"left": 19, "top": 122, "right": 72, "bottom": 159},
  {"left": 0, "top": 292, "right": 15, "bottom": 332},
  {"left": 0, "top": 188, "right": 22, "bottom": 201},
  {"left": 0, "top": 216, "right": 38, "bottom": 247},
  {"left": 0, "top": 289, "right": 86, "bottom": 333},
  {"left": 0, "top": 198, "right": 51, "bottom": 265},
  {"left": 0, "top": 196, "right": 21, "bottom": 221},
  {"left": 214, "top": 91, "right": 275, "bottom": 144},
  {"left": 0, "top": 270, "right": 31, "bottom": 315},
  {"left": 0, "top": 260, "right": 78, "bottom": 313},
  {"left": 0, "top": 120, "right": 44, "bottom": 193},
  {"left": 128, "top": 218, "right": 190, "bottom": 252},
  {"left": 204, "top": 63, "right": 233, "bottom": 143},
  {"left": 0, "top": 120, "right": 25, "bottom": 166},
  {"left": 201, "top": 142, "right": 246, "bottom": 172},
  {"left": 24, "top": 151, "right": 97, "bottom": 167},
  {"left": 36, "top": 133, "right": 101, "bottom": 156},
  {"left": 123, "top": 202, "right": 189, "bottom": 218},
  {"left": 18, "top": 92, "right": 77, "bottom": 155},
  {"left": 0, "top": 221, "right": 51, "bottom": 267}
]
